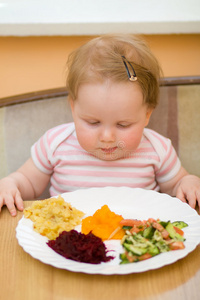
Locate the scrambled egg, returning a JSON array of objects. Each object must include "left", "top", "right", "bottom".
[{"left": 24, "top": 195, "right": 84, "bottom": 240}]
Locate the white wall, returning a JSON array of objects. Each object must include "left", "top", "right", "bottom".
[{"left": 0, "top": 0, "right": 200, "bottom": 36}]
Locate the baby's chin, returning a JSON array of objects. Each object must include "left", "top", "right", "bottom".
[{"left": 90, "top": 149, "right": 130, "bottom": 161}]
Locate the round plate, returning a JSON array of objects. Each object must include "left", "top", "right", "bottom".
[{"left": 16, "top": 187, "right": 200, "bottom": 275}]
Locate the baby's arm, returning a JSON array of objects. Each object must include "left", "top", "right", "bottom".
[
  {"left": 159, "top": 166, "right": 200, "bottom": 211},
  {"left": 0, "top": 158, "right": 51, "bottom": 216}
]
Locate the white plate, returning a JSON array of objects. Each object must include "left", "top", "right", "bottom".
[{"left": 16, "top": 187, "right": 200, "bottom": 275}]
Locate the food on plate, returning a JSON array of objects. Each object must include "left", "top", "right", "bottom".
[
  {"left": 47, "top": 229, "right": 114, "bottom": 264},
  {"left": 23, "top": 196, "right": 189, "bottom": 266},
  {"left": 119, "top": 218, "right": 188, "bottom": 264},
  {"left": 81, "top": 204, "right": 125, "bottom": 240},
  {"left": 24, "top": 196, "right": 84, "bottom": 240}
]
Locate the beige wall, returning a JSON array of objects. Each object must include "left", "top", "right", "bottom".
[{"left": 0, "top": 34, "right": 200, "bottom": 98}]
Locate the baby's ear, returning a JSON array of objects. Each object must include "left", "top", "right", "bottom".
[
  {"left": 69, "top": 97, "right": 75, "bottom": 112},
  {"left": 145, "top": 108, "right": 153, "bottom": 126}
]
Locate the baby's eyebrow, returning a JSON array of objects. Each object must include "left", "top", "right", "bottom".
[
  {"left": 80, "top": 115, "right": 100, "bottom": 121},
  {"left": 118, "top": 118, "right": 135, "bottom": 123},
  {"left": 117, "top": 120, "right": 132, "bottom": 123},
  {"left": 81, "top": 114, "right": 98, "bottom": 118}
]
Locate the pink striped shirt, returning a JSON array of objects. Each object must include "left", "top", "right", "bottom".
[{"left": 31, "top": 123, "right": 181, "bottom": 196}]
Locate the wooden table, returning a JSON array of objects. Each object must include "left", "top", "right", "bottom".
[{"left": 1, "top": 201, "right": 200, "bottom": 300}]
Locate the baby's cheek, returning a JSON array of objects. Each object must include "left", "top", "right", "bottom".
[
  {"left": 122, "top": 135, "right": 141, "bottom": 151},
  {"left": 77, "top": 132, "right": 96, "bottom": 151}
]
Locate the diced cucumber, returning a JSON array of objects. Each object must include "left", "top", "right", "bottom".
[
  {"left": 166, "top": 222, "right": 185, "bottom": 241},
  {"left": 143, "top": 226, "right": 155, "bottom": 239},
  {"left": 119, "top": 253, "right": 130, "bottom": 264},
  {"left": 156, "top": 240, "right": 169, "bottom": 252},
  {"left": 120, "top": 253, "right": 127, "bottom": 260},
  {"left": 153, "top": 230, "right": 163, "bottom": 241},
  {"left": 159, "top": 221, "right": 169, "bottom": 228},
  {"left": 120, "top": 259, "right": 130, "bottom": 264},
  {"left": 172, "top": 221, "right": 188, "bottom": 229},
  {"left": 131, "top": 233, "right": 147, "bottom": 243},
  {"left": 122, "top": 226, "right": 133, "bottom": 230},
  {"left": 148, "top": 245, "right": 160, "bottom": 256},
  {"left": 123, "top": 243, "right": 148, "bottom": 256}
]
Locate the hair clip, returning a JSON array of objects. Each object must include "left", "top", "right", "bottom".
[{"left": 121, "top": 56, "right": 137, "bottom": 82}]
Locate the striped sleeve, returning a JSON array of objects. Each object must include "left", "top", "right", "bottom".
[
  {"left": 155, "top": 142, "right": 181, "bottom": 182},
  {"left": 31, "top": 123, "right": 75, "bottom": 174},
  {"left": 143, "top": 129, "right": 181, "bottom": 183}
]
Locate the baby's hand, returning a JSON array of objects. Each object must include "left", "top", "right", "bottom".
[
  {"left": 0, "top": 177, "right": 24, "bottom": 216},
  {"left": 176, "top": 175, "right": 200, "bottom": 212}
]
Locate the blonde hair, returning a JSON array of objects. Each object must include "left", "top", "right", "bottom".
[{"left": 66, "top": 34, "right": 162, "bottom": 108}]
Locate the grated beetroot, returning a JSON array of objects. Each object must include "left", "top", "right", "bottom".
[{"left": 47, "top": 230, "right": 114, "bottom": 264}]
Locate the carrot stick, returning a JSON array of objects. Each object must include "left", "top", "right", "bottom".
[
  {"left": 119, "top": 219, "right": 144, "bottom": 226},
  {"left": 107, "top": 226, "right": 122, "bottom": 240}
]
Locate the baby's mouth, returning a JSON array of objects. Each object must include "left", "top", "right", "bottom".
[{"left": 101, "top": 147, "right": 117, "bottom": 153}]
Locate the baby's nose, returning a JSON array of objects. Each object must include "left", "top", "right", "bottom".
[{"left": 100, "top": 127, "right": 115, "bottom": 142}]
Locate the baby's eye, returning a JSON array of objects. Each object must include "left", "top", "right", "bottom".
[
  {"left": 117, "top": 123, "right": 131, "bottom": 128},
  {"left": 87, "top": 120, "right": 100, "bottom": 125}
]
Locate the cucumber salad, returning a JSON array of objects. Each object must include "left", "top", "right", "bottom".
[{"left": 119, "top": 218, "right": 188, "bottom": 264}]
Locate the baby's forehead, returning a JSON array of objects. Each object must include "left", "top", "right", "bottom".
[{"left": 75, "top": 80, "right": 144, "bottom": 107}]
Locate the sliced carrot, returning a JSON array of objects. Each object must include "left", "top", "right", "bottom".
[
  {"left": 169, "top": 241, "right": 185, "bottom": 250},
  {"left": 161, "top": 229, "right": 170, "bottom": 239},
  {"left": 147, "top": 218, "right": 157, "bottom": 224},
  {"left": 152, "top": 221, "right": 169, "bottom": 239},
  {"left": 152, "top": 221, "right": 165, "bottom": 232},
  {"left": 125, "top": 251, "right": 138, "bottom": 263},
  {"left": 130, "top": 226, "right": 142, "bottom": 234},
  {"left": 138, "top": 253, "right": 152, "bottom": 261},
  {"left": 119, "top": 219, "right": 144, "bottom": 227},
  {"left": 174, "top": 226, "right": 184, "bottom": 236}
]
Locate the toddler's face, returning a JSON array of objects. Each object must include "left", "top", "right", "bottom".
[{"left": 70, "top": 80, "right": 152, "bottom": 161}]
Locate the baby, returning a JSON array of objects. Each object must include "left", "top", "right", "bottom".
[{"left": 0, "top": 34, "right": 200, "bottom": 216}]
